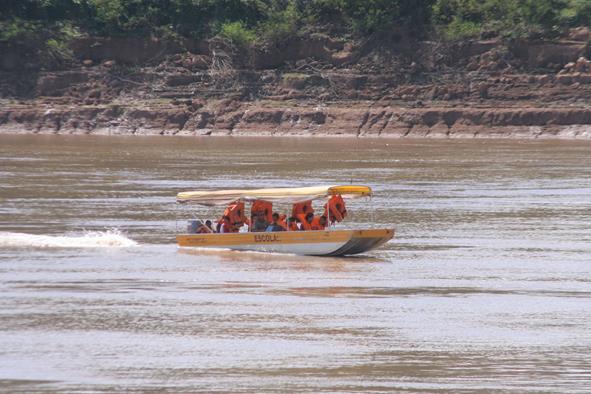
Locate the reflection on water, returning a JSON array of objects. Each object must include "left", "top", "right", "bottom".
[{"left": 1, "top": 135, "right": 591, "bottom": 392}]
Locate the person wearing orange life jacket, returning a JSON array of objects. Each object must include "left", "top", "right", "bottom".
[
  {"left": 299, "top": 212, "right": 314, "bottom": 231},
  {"left": 292, "top": 200, "right": 313, "bottom": 218},
  {"left": 218, "top": 200, "right": 248, "bottom": 231},
  {"left": 324, "top": 194, "right": 347, "bottom": 224},
  {"left": 277, "top": 213, "right": 288, "bottom": 231},
  {"left": 219, "top": 216, "right": 237, "bottom": 233},
  {"left": 266, "top": 213, "right": 286, "bottom": 232},
  {"left": 251, "top": 200, "right": 273, "bottom": 224},
  {"left": 286, "top": 216, "right": 301, "bottom": 231},
  {"left": 233, "top": 201, "right": 249, "bottom": 225},
  {"left": 310, "top": 215, "right": 328, "bottom": 231}
]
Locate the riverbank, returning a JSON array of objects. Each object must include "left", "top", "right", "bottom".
[
  {"left": 2, "top": 31, "right": 591, "bottom": 139},
  {"left": 2, "top": 102, "right": 591, "bottom": 139}
]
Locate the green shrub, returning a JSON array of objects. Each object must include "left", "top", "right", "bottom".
[
  {"left": 560, "top": 0, "right": 591, "bottom": 26},
  {"left": 46, "top": 37, "right": 73, "bottom": 60},
  {"left": 1, "top": 0, "right": 590, "bottom": 45},
  {"left": 0, "top": 19, "right": 41, "bottom": 41},
  {"left": 442, "top": 17, "right": 481, "bottom": 40},
  {"left": 57, "top": 21, "right": 82, "bottom": 40},
  {"left": 153, "top": 25, "right": 183, "bottom": 42},
  {"left": 432, "top": 0, "right": 570, "bottom": 39},
  {"left": 90, "top": 0, "right": 124, "bottom": 28},
  {"left": 0, "top": 18, "right": 79, "bottom": 59},
  {"left": 258, "top": 2, "right": 300, "bottom": 44},
  {"left": 219, "top": 21, "right": 257, "bottom": 47},
  {"left": 432, "top": 0, "right": 481, "bottom": 25},
  {"left": 342, "top": 0, "right": 401, "bottom": 33}
]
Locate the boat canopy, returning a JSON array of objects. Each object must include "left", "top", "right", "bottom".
[{"left": 177, "top": 185, "right": 372, "bottom": 206}]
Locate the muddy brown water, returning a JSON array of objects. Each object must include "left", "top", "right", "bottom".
[{"left": 1, "top": 135, "right": 590, "bottom": 393}]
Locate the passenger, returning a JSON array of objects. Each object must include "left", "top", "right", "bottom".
[
  {"left": 266, "top": 213, "right": 286, "bottom": 232},
  {"left": 222, "top": 200, "right": 248, "bottom": 230},
  {"left": 295, "top": 213, "right": 307, "bottom": 230},
  {"left": 311, "top": 215, "right": 328, "bottom": 230},
  {"left": 324, "top": 194, "right": 347, "bottom": 224},
  {"left": 249, "top": 212, "right": 257, "bottom": 232},
  {"left": 219, "top": 215, "right": 236, "bottom": 233},
  {"left": 236, "top": 202, "right": 248, "bottom": 227},
  {"left": 292, "top": 200, "right": 314, "bottom": 218},
  {"left": 251, "top": 200, "right": 273, "bottom": 223},
  {"left": 277, "top": 213, "right": 288, "bottom": 230},
  {"left": 299, "top": 212, "right": 314, "bottom": 231},
  {"left": 196, "top": 221, "right": 213, "bottom": 233},
  {"left": 241, "top": 220, "right": 250, "bottom": 232},
  {"left": 251, "top": 212, "right": 270, "bottom": 232},
  {"left": 204, "top": 220, "right": 214, "bottom": 232},
  {"left": 287, "top": 216, "right": 302, "bottom": 231}
]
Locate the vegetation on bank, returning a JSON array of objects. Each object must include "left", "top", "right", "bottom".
[
  {"left": 1, "top": 0, "right": 590, "bottom": 49},
  {"left": 434, "top": 0, "right": 591, "bottom": 40}
]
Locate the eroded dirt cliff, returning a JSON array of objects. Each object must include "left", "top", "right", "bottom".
[{"left": 2, "top": 30, "right": 591, "bottom": 138}]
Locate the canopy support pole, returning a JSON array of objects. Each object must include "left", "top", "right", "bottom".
[{"left": 370, "top": 196, "right": 375, "bottom": 229}]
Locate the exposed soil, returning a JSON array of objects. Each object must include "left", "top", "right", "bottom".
[{"left": 2, "top": 30, "right": 591, "bottom": 138}]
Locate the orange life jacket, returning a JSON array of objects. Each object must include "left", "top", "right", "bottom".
[
  {"left": 310, "top": 216, "right": 326, "bottom": 231},
  {"left": 277, "top": 214, "right": 288, "bottom": 230},
  {"left": 292, "top": 200, "right": 314, "bottom": 218},
  {"left": 222, "top": 201, "right": 247, "bottom": 227},
  {"left": 251, "top": 200, "right": 273, "bottom": 223},
  {"left": 324, "top": 194, "right": 347, "bottom": 223},
  {"left": 219, "top": 220, "right": 238, "bottom": 233},
  {"left": 297, "top": 213, "right": 313, "bottom": 231}
]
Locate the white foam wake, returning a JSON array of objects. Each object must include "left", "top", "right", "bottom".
[{"left": 0, "top": 230, "right": 138, "bottom": 248}]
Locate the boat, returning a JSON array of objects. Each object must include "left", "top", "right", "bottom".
[{"left": 176, "top": 185, "right": 394, "bottom": 256}]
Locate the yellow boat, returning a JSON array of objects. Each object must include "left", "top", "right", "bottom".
[{"left": 176, "top": 185, "right": 394, "bottom": 256}]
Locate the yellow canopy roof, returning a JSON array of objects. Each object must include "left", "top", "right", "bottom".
[{"left": 177, "top": 185, "right": 372, "bottom": 206}]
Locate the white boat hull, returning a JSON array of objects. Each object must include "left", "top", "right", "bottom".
[{"left": 177, "top": 229, "right": 394, "bottom": 256}]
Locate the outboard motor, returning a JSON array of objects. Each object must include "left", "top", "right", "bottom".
[{"left": 187, "top": 220, "right": 200, "bottom": 234}]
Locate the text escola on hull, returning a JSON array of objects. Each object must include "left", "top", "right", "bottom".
[{"left": 177, "top": 228, "right": 394, "bottom": 256}]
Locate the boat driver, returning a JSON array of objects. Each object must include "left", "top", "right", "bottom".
[{"left": 251, "top": 212, "right": 270, "bottom": 232}]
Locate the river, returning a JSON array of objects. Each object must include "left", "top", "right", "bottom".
[{"left": 1, "top": 135, "right": 590, "bottom": 393}]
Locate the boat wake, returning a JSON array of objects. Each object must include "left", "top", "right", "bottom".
[{"left": 0, "top": 230, "right": 138, "bottom": 249}]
